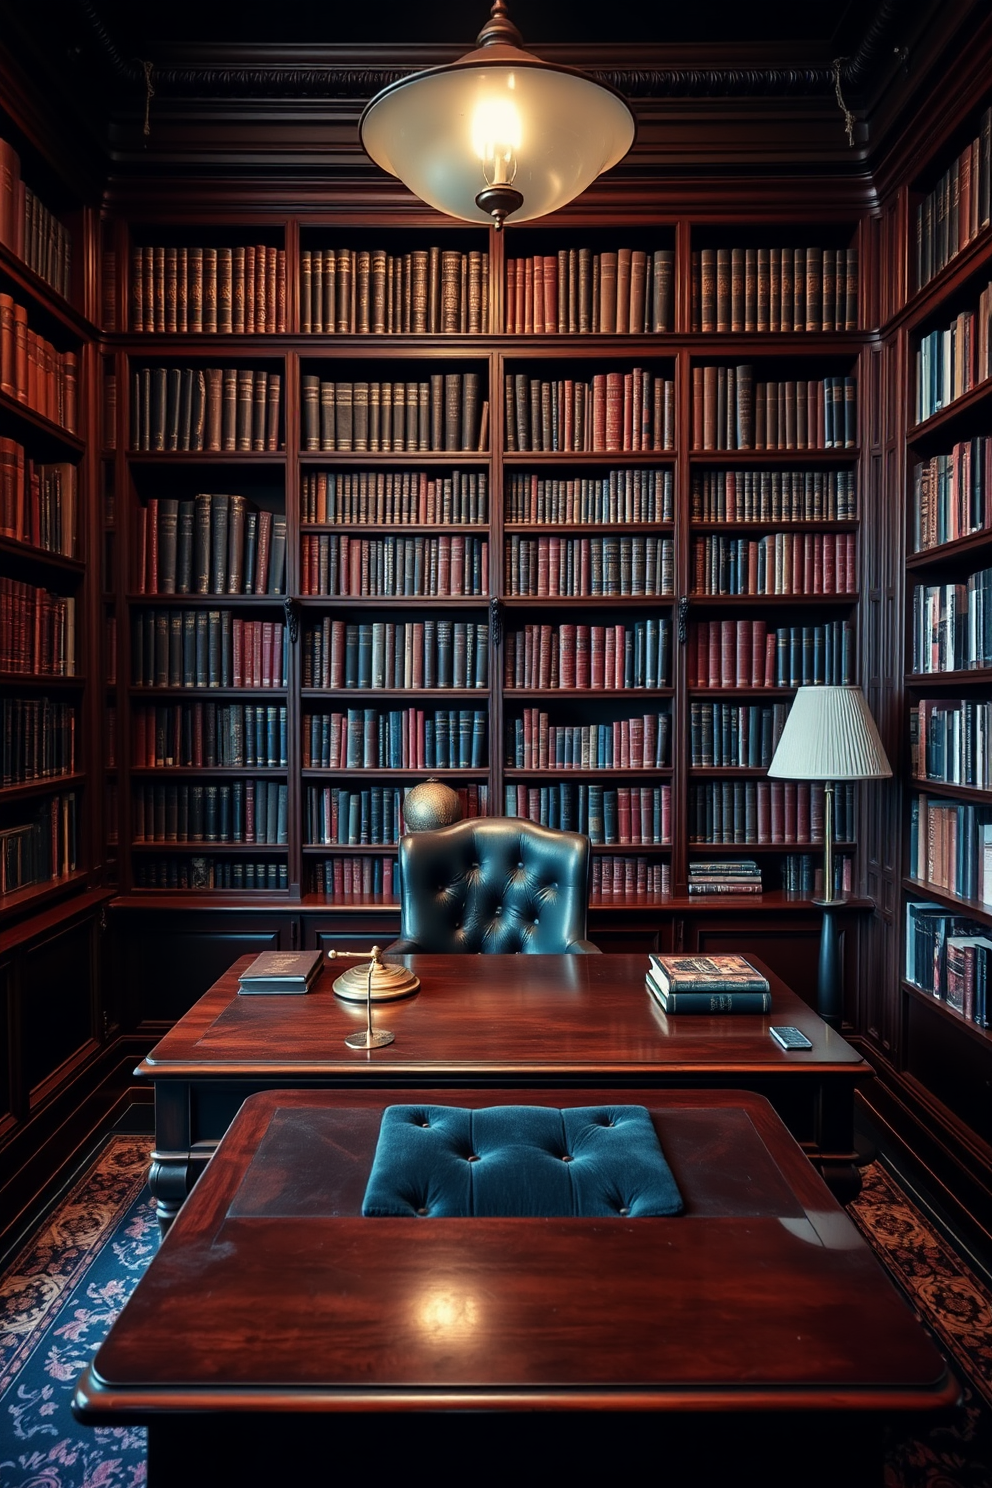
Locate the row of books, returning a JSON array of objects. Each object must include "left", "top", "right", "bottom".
[
  {"left": 691, "top": 366, "right": 857, "bottom": 451},
  {"left": 300, "top": 247, "right": 489, "bottom": 335},
  {"left": 783, "top": 852, "right": 853, "bottom": 896},
  {"left": 299, "top": 533, "right": 488, "bottom": 597},
  {"left": 129, "top": 245, "right": 287, "bottom": 334},
  {"left": 504, "top": 369, "right": 676, "bottom": 453},
  {"left": 909, "top": 796, "right": 992, "bottom": 904},
  {"left": 301, "top": 707, "right": 487, "bottom": 770},
  {"left": 689, "top": 779, "right": 856, "bottom": 845},
  {"left": 689, "top": 701, "right": 789, "bottom": 768},
  {"left": 691, "top": 531, "right": 857, "bottom": 596},
  {"left": 0, "top": 295, "right": 77, "bottom": 432},
  {"left": 507, "top": 710, "right": 671, "bottom": 770},
  {"left": 910, "top": 569, "right": 992, "bottom": 673},
  {"left": 301, "top": 618, "right": 489, "bottom": 691},
  {"left": 0, "top": 140, "right": 71, "bottom": 300},
  {"left": 0, "top": 439, "right": 76, "bottom": 556},
  {"left": 692, "top": 245, "right": 858, "bottom": 333},
  {"left": 130, "top": 367, "right": 282, "bottom": 452},
  {"left": 912, "top": 438, "right": 992, "bottom": 553},
  {"left": 310, "top": 856, "right": 397, "bottom": 900},
  {"left": 686, "top": 618, "right": 855, "bottom": 689},
  {"left": 688, "top": 858, "right": 761, "bottom": 895},
  {"left": 301, "top": 373, "right": 486, "bottom": 453},
  {"left": 133, "top": 857, "right": 289, "bottom": 891},
  {"left": 135, "top": 495, "right": 287, "bottom": 596},
  {"left": 504, "top": 534, "right": 674, "bottom": 598},
  {"left": 2, "top": 697, "right": 77, "bottom": 785},
  {"left": 301, "top": 469, "right": 488, "bottom": 526},
  {"left": 915, "top": 284, "right": 992, "bottom": 424},
  {"left": 691, "top": 469, "right": 857, "bottom": 524},
  {"left": 594, "top": 857, "right": 671, "bottom": 899},
  {"left": 0, "top": 579, "right": 75, "bottom": 676},
  {"left": 914, "top": 106, "right": 992, "bottom": 291},
  {"left": 909, "top": 698, "right": 992, "bottom": 790},
  {"left": 505, "top": 248, "right": 674, "bottom": 335},
  {"left": 304, "top": 785, "right": 489, "bottom": 846},
  {"left": 131, "top": 702, "right": 288, "bottom": 769},
  {"left": 506, "top": 469, "right": 673, "bottom": 525},
  {"left": 0, "top": 792, "right": 78, "bottom": 895},
  {"left": 130, "top": 611, "right": 288, "bottom": 689},
  {"left": 503, "top": 619, "right": 671, "bottom": 692},
  {"left": 132, "top": 779, "right": 290, "bottom": 845},
  {"left": 905, "top": 903, "right": 990, "bottom": 1026},
  {"left": 505, "top": 782, "right": 672, "bottom": 845}
]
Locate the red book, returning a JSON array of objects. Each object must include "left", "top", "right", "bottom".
[
  {"left": 720, "top": 620, "right": 735, "bottom": 686},
  {"left": 532, "top": 257, "right": 544, "bottom": 334},
  {"left": 604, "top": 372, "right": 624, "bottom": 452},
  {"left": 613, "top": 624, "right": 625, "bottom": 689},
  {"left": 764, "top": 632, "right": 777, "bottom": 686},
  {"left": 770, "top": 780, "right": 785, "bottom": 843},
  {"left": 592, "top": 374, "right": 608, "bottom": 450},
  {"left": 543, "top": 256, "right": 557, "bottom": 335},
  {"left": 797, "top": 782, "right": 811, "bottom": 842},
  {"left": 661, "top": 784, "right": 672, "bottom": 843},
  {"left": 735, "top": 620, "right": 751, "bottom": 686},
  {"left": 575, "top": 625, "right": 590, "bottom": 689},
  {"left": 751, "top": 620, "right": 767, "bottom": 686},
  {"left": 639, "top": 787, "right": 652, "bottom": 843},
  {"left": 232, "top": 619, "right": 244, "bottom": 687},
  {"left": 251, "top": 621, "right": 263, "bottom": 687},
  {"left": 589, "top": 625, "right": 604, "bottom": 689},
  {"left": 559, "top": 624, "right": 576, "bottom": 687},
  {"left": 708, "top": 622, "right": 721, "bottom": 687},
  {"left": 506, "top": 260, "right": 516, "bottom": 334},
  {"left": 604, "top": 626, "right": 615, "bottom": 689},
  {"left": 784, "top": 781, "right": 797, "bottom": 842},
  {"left": 756, "top": 781, "right": 770, "bottom": 842},
  {"left": 623, "top": 372, "right": 635, "bottom": 452},
  {"left": 617, "top": 786, "right": 632, "bottom": 845}
]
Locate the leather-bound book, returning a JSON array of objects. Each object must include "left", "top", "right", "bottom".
[
  {"left": 209, "top": 494, "right": 229, "bottom": 594},
  {"left": 410, "top": 248, "right": 428, "bottom": 333},
  {"left": 599, "top": 250, "right": 617, "bottom": 333},
  {"left": 164, "top": 247, "right": 178, "bottom": 333},
  {"left": 202, "top": 246, "right": 218, "bottom": 333},
  {"left": 250, "top": 370, "right": 267, "bottom": 452},
  {"left": 336, "top": 247, "right": 352, "bottom": 333}
]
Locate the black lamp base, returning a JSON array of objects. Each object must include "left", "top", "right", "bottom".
[
  {"left": 476, "top": 184, "right": 524, "bottom": 229},
  {"left": 815, "top": 899, "right": 843, "bottom": 1030}
]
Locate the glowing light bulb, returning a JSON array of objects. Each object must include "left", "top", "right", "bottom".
[{"left": 470, "top": 80, "right": 524, "bottom": 228}]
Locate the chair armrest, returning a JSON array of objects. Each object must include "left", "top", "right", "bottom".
[
  {"left": 567, "top": 939, "right": 602, "bottom": 954},
  {"left": 382, "top": 937, "right": 423, "bottom": 956}
]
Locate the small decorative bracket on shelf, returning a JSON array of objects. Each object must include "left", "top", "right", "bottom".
[
  {"left": 677, "top": 596, "right": 689, "bottom": 646},
  {"left": 490, "top": 596, "right": 503, "bottom": 649},
  {"left": 283, "top": 596, "right": 300, "bottom": 644}
]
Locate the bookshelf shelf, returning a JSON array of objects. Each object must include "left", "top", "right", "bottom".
[
  {"left": 909, "top": 778, "right": 992, "bottom": 801},
  {"left": 903, "top": 877, "right": 992, "bottom": 922},
  {"left": 0, "top": 390, "right": 84, "bottom": 455},
  {"left": 908, "top": 376, "right": 992, "bottom": 442},
  {"left": 0, "top": 869, "right": 91, "bottom": 921},
  {"left": 301, "top": 768, "right": 489, "bottom": 782},
  {"left": 0, "top": 240, "right": 89, "bottom": 338},
  {"left": 906, "top": 528, "right": 992, "bottom": 571},
  {"left": 902, "top": 978, "right": 992, "bottom": 1049},
  {"left": 0, "top": 536, "right": 84, "bottom": 575},
  {"left": 126, "top": 453, "right": 287, "bottom": 467},
  {"left": 904, "top": 669, "right": 992, "bottom": 688},
  {"left": 130, "top": 841, "right": 290, "bottom": 854},
  {"left": 129, "top": 767, "right": 289, "bottom": 778},
  {"left": 0, "top": 772, "right": 85, "bottom": 803},
  {"left": 504, "top": 767, "right": 674, "bottom": 781},
  {"left": 0, "top": 672, "right": 83, "bottom": 689}
]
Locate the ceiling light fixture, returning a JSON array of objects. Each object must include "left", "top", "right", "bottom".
[{"left": 359, "top": 1, "right": 636, "bottom": 230}]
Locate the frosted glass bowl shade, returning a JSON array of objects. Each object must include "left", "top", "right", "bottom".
[{"left": 360, "top": 59, "right": 635, "bottom": 225}]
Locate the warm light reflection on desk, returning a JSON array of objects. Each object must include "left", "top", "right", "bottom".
[{"left": 414, "top": 1284, "right": 483, "bottom": 1344}]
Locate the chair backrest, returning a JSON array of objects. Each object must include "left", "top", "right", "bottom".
[{"left": 392, "top": 817, "right": 599, "bottom": 954}]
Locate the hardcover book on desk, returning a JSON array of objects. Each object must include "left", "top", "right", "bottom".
[
  {"left": 237, "top": 950, "right": 323, "bottom": 994},
  {"left": 647, "top": 954, "right": 771, "bottom": 1014}
]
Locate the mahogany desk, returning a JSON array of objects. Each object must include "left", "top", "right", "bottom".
[
  {"left": 74, "top": 1087, "right": 955, "bottom": 1488},
  {"left": 137, "top": 951, "right": 872, "bottom": 1226}
]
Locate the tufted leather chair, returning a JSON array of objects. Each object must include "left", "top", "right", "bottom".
[{"left": 386, "top": 817, "right": 601, "bottom": 954}]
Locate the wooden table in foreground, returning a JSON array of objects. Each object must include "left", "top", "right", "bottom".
[
  {"left": 138, "top": 951, "right": 872, "bottom": 1225},
  {"left": 74, "top": 1087, "right": 955, "bottom": 1488}
]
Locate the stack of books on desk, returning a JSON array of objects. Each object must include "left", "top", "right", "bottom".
[
  {"left": 646, "top": 953, "right": 771, "bottom": 1013},
  {"left": 688, "top": 859, "right": 762, "bottom": 895},
  {"left": 238, "top": 949, "right": 323, "bottom": 995}
]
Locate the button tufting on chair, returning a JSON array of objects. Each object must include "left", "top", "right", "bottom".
[
  {"left": 385, "top": 818, "right": 601, "bottom": 955},
  {"left": 363, "top": 1104, "right": 684, "bottom": 1218}
]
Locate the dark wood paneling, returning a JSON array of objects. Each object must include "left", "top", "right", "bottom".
[
  {"left": 113, "top": 911, "right": 296, "bottom": 1026},
  {"left": 21, "top": 920, "right": 96, "bottom": 1094}
]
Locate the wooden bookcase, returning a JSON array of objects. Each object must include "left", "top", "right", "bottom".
[{"left": 99, "top": 208, "right": 868, "bottom": 969}]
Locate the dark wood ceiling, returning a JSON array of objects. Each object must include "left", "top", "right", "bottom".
[{"left": 86, "top": 0, "right": 868, "bottom": 50}]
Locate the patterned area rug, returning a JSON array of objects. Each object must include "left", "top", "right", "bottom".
[
  {"left": 849, "top": 1162, "right": 992, "bottom": 1488},
  {"left": 0, "top": 1140, "right": 991, "bottom": 1486}
]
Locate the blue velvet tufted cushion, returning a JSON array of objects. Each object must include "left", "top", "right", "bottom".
[{"left": 362, "top": 1104, "right": 684, "bottom": 1218}]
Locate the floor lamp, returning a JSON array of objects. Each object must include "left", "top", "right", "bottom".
[{"left": 767, "top": 685, "right": 891, "bottom": 1030}]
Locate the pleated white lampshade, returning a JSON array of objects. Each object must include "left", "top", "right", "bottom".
[{"left": 767, "top": 686, "right": 892, "bottom": 781}]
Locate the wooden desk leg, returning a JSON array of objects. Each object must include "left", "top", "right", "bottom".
[{"left": 149, "top": 1083, "right": 194, "bottom": 1234}]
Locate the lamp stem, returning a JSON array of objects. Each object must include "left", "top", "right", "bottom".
[{"left": 823, "top": 779, "right": 835, "bottom": 905}]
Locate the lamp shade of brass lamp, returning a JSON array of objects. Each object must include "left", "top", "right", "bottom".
[
  {"left": 359, "top": 1, "right": 635, "bottom": 229},
  {"left": 768, "top": 685, "right": 891, "bottom": 1028}
]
